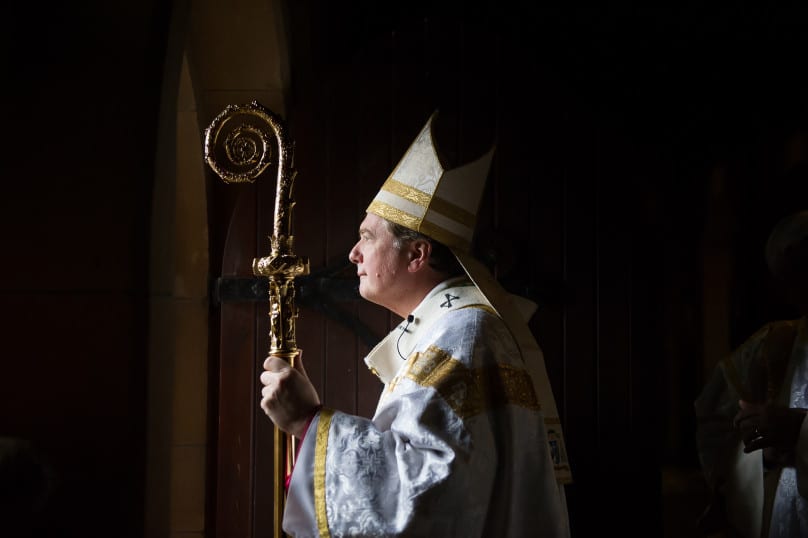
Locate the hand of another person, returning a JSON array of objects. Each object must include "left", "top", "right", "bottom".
[
  {"left": 260, "top": 350, "right": 321, "bottom": 439},
  {"left": 733, "top": 400, "right": 807, "bottom": 454}
]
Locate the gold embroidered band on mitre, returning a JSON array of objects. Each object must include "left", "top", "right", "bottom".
[{"left": 366, "top": 200, "right": 471, "bottom": 252}]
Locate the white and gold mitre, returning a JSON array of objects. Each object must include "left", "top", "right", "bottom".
[{"left": 366, "top": 112, "right": 494, "bottom": 253}]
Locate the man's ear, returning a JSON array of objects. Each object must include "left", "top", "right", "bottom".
[{"left": 407, "top": 239, "right": 432, "bottom": 272}]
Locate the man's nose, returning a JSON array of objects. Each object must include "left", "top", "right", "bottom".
[{"left": 348, "top": 243, "right": 360, "bottom": 264}]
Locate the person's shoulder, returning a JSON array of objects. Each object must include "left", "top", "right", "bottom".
[
  {"left": 426, "top": 305, "right": 507, "bottom": 345},
  {"left": 762, "top": 318, "right": 800, "bottom": 348},
  {"left": 753, "top": 318, "right": 799, "bottom": 339},
  {"left": 441, "top": 304, "right": 502, "bottom": 325},
  {"left": 423, "top": 306, "right": 517, "bottom": 364},
  {"left": 737, "top": 318, "right": 800, "bottom": 351}
]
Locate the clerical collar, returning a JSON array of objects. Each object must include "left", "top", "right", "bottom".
[{"left": 363, "top": 276, "right": 489, "bottom": 384}]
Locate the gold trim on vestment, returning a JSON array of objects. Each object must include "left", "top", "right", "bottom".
[
  {"left": 401, "top": 345, "right": 540, "bottom": 418},
  {"left": 315, "top": 408, "right": 334, "bottom": 538}
]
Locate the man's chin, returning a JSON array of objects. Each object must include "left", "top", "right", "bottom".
[{"left": 358, "top": 288, "right": 383, "bottom": 307}]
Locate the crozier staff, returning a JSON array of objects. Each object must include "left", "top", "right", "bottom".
[{"left": 260, "top": 112, "right": 572, "bottom": 537}]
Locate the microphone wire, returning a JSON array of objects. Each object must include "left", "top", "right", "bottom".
[{"left": 396, "top": 314, "right": 415, "bottom": 360}]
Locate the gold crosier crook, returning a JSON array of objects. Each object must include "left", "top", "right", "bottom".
[{"left": 204, "top": 101, "right": 310, "bottom": 538}]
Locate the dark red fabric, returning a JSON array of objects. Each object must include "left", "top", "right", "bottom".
[{"left": 285, "top": 404, "right": 324, "bottom": 490}]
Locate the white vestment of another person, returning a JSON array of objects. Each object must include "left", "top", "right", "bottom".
[{"left": 695, "top": 316, "right": 808, "bottom": 538}]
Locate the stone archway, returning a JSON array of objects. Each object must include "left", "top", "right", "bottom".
[{"left": 145, "top": 2, "right": 291, "bottom": 535}]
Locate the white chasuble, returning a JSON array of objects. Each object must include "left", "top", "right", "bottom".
[
  {"left": 284, "top": 277, "right": 570, "bottom": 537},
  {"left": 696, "top": 317, "right": 808, "bottom": 538}
]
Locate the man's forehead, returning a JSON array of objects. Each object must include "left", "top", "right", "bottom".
[{"left": 358, "top": 212, "right": 387, "bottom": 233}]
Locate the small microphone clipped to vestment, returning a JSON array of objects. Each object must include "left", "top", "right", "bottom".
[{"left": 396, "top": 314, "right": 415, "bottom": 360}]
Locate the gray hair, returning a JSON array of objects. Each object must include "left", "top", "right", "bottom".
[{"left": 384, "top": 220, "right": 465, "bottom": 278}]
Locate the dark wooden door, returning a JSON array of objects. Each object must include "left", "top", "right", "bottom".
[{"left": 208, "top": 4, "right": 690, "bottom": 536}]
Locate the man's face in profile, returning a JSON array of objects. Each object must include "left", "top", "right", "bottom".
[{"left": 348, "top": 213, "right": 410, "bottom": 310}]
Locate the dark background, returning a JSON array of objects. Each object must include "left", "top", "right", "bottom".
[{"left": 2, "top": 3, "right": 807, "bottom": 536}]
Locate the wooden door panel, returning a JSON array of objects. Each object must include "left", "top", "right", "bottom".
[
  {"left": 217, "top": 185, "right": 260, "bottom": 538},
  {"left": 212, "top": 5, "right": 665, "bottom": 536}
]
